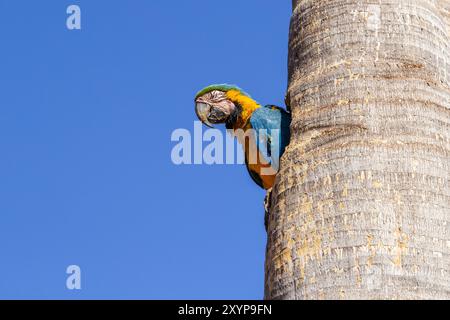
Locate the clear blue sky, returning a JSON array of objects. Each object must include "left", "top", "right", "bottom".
[{"left": 0, "top": 1, "right": 290, "bottom": 299}]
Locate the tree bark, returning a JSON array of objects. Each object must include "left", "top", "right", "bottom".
[{"left": 265, "top": 0, "right": 450, "bottom": 299}]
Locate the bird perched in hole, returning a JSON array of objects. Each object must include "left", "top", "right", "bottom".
[{"left": 195, "top": 84, "right": 291, "bottom": 190}]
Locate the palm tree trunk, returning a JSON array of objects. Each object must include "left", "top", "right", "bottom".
[{"left": 265, "top": 0, "right": 450, "bottom": 299}]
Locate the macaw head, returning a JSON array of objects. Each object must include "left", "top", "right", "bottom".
[{"left": 194, "top": 84, "right": 260, "bottom": 129}]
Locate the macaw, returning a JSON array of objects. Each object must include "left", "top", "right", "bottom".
[{"left": 195, "top": 84, "right": 291, "bottom": 190}]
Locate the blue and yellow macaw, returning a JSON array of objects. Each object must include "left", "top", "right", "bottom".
[{"left": 195, "top": 84, "right": 291, "bottom": 189}]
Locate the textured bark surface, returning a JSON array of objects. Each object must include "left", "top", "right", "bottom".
[{"left": 265, "top": 0, "right": 450, "bottom": 299}]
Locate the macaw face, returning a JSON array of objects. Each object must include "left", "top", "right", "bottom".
[{"left": 195, "top": 90, "right": 236, "bottom": 128}]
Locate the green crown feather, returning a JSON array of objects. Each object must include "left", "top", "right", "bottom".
[{"left": 195, "top": 84, "right": 251, "bottom": 100}]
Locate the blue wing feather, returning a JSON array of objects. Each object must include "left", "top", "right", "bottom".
[{"left": 249, "top": 105, "right": 291, "bottom": 173}]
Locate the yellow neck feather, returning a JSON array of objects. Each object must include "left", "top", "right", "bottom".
[{"left": 226, "top": 90, "right": 260, "bottom": 129}]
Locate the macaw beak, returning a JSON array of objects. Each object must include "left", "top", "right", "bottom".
[{"left": 195, "top": 102, "right": 214, "bottom": 128}]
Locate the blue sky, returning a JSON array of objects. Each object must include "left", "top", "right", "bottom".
[{"left": 0, "top": 1, "right": 290, "bottom": 299}]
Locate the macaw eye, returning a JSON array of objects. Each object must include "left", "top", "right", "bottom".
[{"left": 209, "top": 90, "right": 226, "bottom": 103}]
